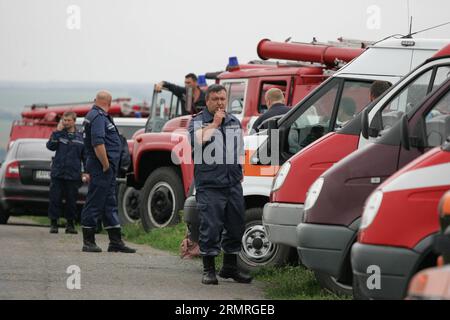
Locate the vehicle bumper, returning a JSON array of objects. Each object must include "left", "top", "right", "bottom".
[
  {"left": 297, "top": 222, "right": 356, "bottom": 277},
  {"left": 263, "top": 202, "right": 304, "bottom": 248},
  {"left": 351, "top": 243, "right": 420, "bottom": 300}
]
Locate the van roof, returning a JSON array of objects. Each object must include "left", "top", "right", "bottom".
[
  {"left": 336, "top": 38, "right": 450, "bottom": 78},
  {"left": 371, "top": 38, "right": 450, "bottom": 50}
]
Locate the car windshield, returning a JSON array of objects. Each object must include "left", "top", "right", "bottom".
[
  {"left": 16, "top": 142, "right": 55, "bottom": 160},
  {"left": 116, "top": 125, "right": 145, "bottom": 139}
]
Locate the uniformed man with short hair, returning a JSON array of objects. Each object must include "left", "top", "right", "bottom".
[
  {"left": 46, "top": 111, "right": 87, "bottom": 234},
  {"left": 80, "top": 91, "right": 135, "bottom": 253},
  {"left": 188, "top": 84, "right": 252, "bottom": 285}
]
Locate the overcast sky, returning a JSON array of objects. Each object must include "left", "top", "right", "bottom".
[{"left": 1, "top": 0, "right": 450, "bottom": 84}]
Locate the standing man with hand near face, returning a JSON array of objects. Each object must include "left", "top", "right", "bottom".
[
  {"left": 46, "top": 111, "right": 87, "bottom": 234},
  {"left": 80, "top": 91, "right": 135, "bottom": 253},
  {"left": 188, "top": 84, "right": 252, "bottom": 285}
]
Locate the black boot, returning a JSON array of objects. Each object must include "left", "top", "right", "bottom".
[
  {"left": 107, "top": 228, "right": 136, "bottom": 253},
  {"left": 65, "top": 220, "right": 78, "bottom": 234},
  {"left": 49, "top": 219, "right": 58, "bottom": 234},
  {"left": 202, "top": 256, "right": 218, "bottom": 285},
  {"left": 218, "top": 254, "right": 252, "bottom": 283},
  {"left": 82, "top": 227, "right": 102, "bottom": 252}
]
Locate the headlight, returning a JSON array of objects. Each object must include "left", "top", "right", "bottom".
[
  {"left": 304, "top": 177, "right": 324, "bottom": 211},
  {"left": 360, "top": 191, "right": 384, "bottom": 230},
  {"left": 272, "top": 161, "right": 291, "bottom": 192}
]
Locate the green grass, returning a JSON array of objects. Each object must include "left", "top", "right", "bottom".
[
  {"left": 21, "top": 215, "right": 347, "bottom": 300},
  {"left": 121, "top": 222, "right": 187, "bottom": 254},
  {"left": 254, "top": 266, "right": 350, "bottom": 300}
]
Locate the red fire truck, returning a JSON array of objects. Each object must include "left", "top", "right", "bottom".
[{"left": 8, "top": 98, "right": 147, "bottom": 149}]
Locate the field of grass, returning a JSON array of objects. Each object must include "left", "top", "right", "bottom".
[{"left": 23, "top": 215, "right": 347, "bottom": 300}]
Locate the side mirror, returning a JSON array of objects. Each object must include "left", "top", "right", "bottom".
[
  {"left": 400, "top": 114, "right": 410, "bottom": 150},
  {"left": 361, "top": 109, "right": 369, "bottom": 139},
  {"left": 267, "top": 118, "right": 278, "bottom": 131}
]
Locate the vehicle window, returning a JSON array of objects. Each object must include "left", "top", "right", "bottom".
[
  {"left": 116, "top": 125, "right": 145, "bottom": 139},
  {"left": 227, "top": 82, "right": 246, "bottom": 115},
  {"left": 432, "top": 66, "right": 450, "bottom": 91},
  {"left": 17, "top": 142, "right": 54, "bottom": 159},
  {"left": 170, "top": 94, "right": 181, "bottom": 119},
  {"left": 380, "top": 69, "right": 433, "bottom": 131},
  {"left": 146, "top": 89, "right": 177, "bottom": 133},
  {"left": 258, "top": 82, "right": 287, "bottom": 114},
  {"left": 425, "top": 90, "right": 450, "bottom": 147},
  {"left": 287, "top": 79, "right": 339, "bottom": 154},
  {"left": 334, "top": 81, "right": 372, "bottom": 129}
]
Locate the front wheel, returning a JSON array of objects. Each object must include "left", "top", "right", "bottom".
[
  {"left": 139, "top": 167, "right": 184, "bottom": 232},
  {"left": 117, "top": 183, "right": 141, "bottom": 225},
  {"left": 237, "top": 207, "right": 292, "bottom": 273},
  {"left": 314, "top": 271, "right": 353, "bottom": 297}
]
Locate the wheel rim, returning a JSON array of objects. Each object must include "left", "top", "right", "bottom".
[
  {"left": 240, "top": 223, "right": 277, "bottom": 265},
  {"left": 146, "top": 182, "right": 176, "bottom": 228},
  {"left": 122, "top": 187, "right": 141, "bottom": 223}
]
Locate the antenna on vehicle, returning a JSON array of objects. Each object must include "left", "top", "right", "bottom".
[
  {"left": 407, "top": 21, "right": 450, "bottom": 37},
  {"left": 402, "top": 16, "right": 413, "bottom": 39}
]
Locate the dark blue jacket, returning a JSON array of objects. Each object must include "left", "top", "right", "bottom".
[
  {"left": 82, "top": 105, "right": 122, "bottom": 174},
  {"left": 251, "top": 103, "right": 290, "bottom": 133},
  {"left": 188, "top": 109, "right": 244, "bottom": 190},
  {"left": 46, "top": 129, "right": 86, "bottom": 181}
]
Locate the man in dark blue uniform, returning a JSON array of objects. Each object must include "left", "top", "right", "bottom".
[
  {"left": 80, "top": 91, "right": 136, "bottom": 253},
  {"left": 47, "top": 111, "right": 87, "bottom": 234},
  {"left": 188, "top": 84, "right": 252, "bottom": 285},
  {"left": 251, "top": 88, "right": 289, "bottom": 133}
]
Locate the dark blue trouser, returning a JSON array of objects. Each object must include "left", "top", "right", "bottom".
[
  {"left": 81, "top": 164, "right": 120, "bottom": 229},
  {"left": 48, "top": 178, "right": 80, "bottom": 220},
  {"left": 196, "top": 183, "right": 245, "bottom": 256}
]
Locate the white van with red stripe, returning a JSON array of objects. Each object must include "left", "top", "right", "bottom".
[{"left": 352, "top": 140, "right": 450, "bottom": 299}]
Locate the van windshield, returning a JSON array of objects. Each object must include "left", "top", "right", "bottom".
[{"left": 286, "top": 78, "right": 372, "bottom": 154}]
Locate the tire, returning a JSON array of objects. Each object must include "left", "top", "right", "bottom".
[
  {"left": 352, "top": 274, "right": 369, "bottom": 300},
  {"left": 237, "top": 207, "right": 291, "bottom": 273},
  {"left": 314, "top": 271, "right": 353, "bottom": 297},
  {"left": 0, "top": 206, "right": 10, "bottom": 224},
  {"left": 139, "top": 167, "right": 184, "bottom": 232},
  {"left": 117, "top": 183, "right": 141, "bottom": 225}
]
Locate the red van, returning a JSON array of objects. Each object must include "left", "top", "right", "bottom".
[
  {"left": 406, "top": 190, "right": 450, "bottom": 300},
  {"left": 352, "top": 149, "right": 450, "bottom": 299},
  {"left": 296, "top": 75, "right": 450, "bottom": 295}
]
